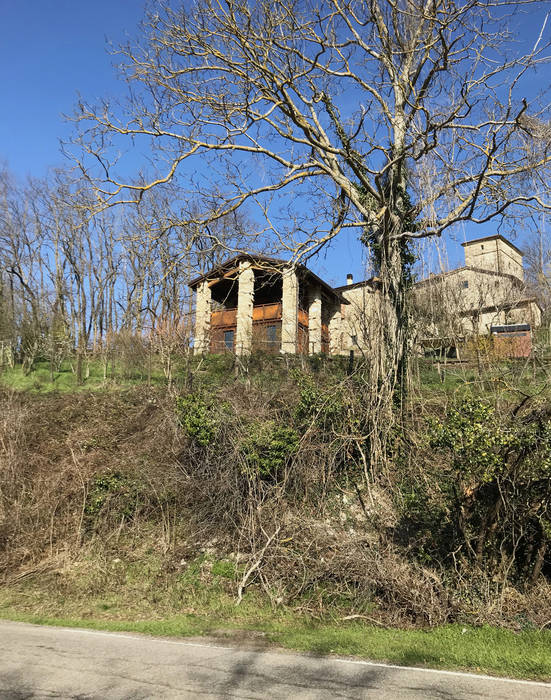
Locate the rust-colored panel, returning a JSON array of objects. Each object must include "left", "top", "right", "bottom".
[
  {"left": 211, "top": 309, "right": 237, "bottom": 327},
  {"left": 493, "top": 331, "right": 532, "bottom": 358},
  {"left": 209, "top": 324, "right": 237, "bottom": 353},
  {"left": 321, "top": 323, "right": 330, "bottom": 354},
  {"left": 252, "top": 320, "right": 282, "bottom": 354},
  {"left": 252, "top": 303, "right": 282, "bottom": 321}
]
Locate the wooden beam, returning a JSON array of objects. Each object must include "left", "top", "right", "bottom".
[{"left": 207, "top": 266, "right": 241, "bottom": 288}]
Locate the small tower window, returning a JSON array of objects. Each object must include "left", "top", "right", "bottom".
[{"left": 462, "top": 280, "right": 469, "bottom": 289}]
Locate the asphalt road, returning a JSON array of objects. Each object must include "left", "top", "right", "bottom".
[{"left": 1, "top": 620, "right": 550, "bottom": 699}]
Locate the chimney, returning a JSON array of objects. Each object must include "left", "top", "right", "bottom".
[{"left": 346, "top": 273, "right": 354, "bottom": 286}]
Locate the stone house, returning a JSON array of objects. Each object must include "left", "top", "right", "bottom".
[
  {"left": 188, "top": 255, "right": 348, "bottom": 356},
  {"left": 412, "top": 235, "right": 542, "bottom": 355},
  {"left": 190, "top": 235, "right": 542, "bottom": 356}
]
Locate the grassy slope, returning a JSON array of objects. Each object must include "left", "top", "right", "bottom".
[
  {"left": 2, "top": 358, "right": 551, "bottom": 681},
  {"left": 0, "top": 360, "right": 170, "bottom": 393},
  {"left": 1, "top": 549, "right": 550, "bottom": 681}
]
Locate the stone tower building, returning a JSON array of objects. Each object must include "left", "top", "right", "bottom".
[{"left": 462, "top": 235, "right": 524, "bottom": 280}]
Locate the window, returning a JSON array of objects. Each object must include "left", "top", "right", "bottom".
[
  {"left": 224, "top": 329, "right": 234, "bottom": 350},
  {"left": 351, "top": 334, "right": 358, "bottom": 346},
  {"left": 462, "top": 280, "right": 469, "bottom": 289},
  {"left": 481, "top": 244, "right": 484, "bottom": 250},
  {"left": 267, "top": 325, "right": 277, "bottom": 345}
]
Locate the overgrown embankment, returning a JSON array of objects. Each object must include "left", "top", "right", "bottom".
[{"left": 1, "top": 355, "right": 551, "bottom": 673}]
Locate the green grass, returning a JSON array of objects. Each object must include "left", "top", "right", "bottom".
[
  {"left": 1, "top": 550, "right": 550, "bottom": 682},
  {"left": 271, "top": 621, "right": 551, "bottom": 680},
  {"left": 0, "top": 606, "right": 549, "bottom": 681},
  {"left": 0, "top": 360, "right": 170, "bottom": 393},
  {"left": 4, "top": 353, "right": 550, "bottom": 402}
]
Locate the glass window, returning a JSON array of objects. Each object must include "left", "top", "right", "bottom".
[
  {"left": 462, "top": 280, "right": 469, "bottom": 289},
  {"left": 224, "top": 329, "right": 234, "bottom": 350},
  {"left": 267, "top": 325, "right": 277, "bottom": 345}
]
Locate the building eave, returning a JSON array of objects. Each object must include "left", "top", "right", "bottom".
[
  {"left": 415, "top": 265, "right": 524, "bottom": 288},
  {"left": 334, "top": 278, "right": 379, "bottom": 292},
  {"left": 461, "top": 234, "right": 524, "bottom": 257},
  {"left": 189, "top": 253, "right": 349, "bottom": 304}
]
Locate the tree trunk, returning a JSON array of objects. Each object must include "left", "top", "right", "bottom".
[
  {"left": 379, "top": 234, "right": 409, "bottom": 403},
  {"left": 530, "top": 528, "right": 548, "bottom": 584},
  {"left": 366, "top": 231, "right": 410, "bottom": 470},
  {"left": 76, "top": 349, "right": 84, "bottom": 385}
]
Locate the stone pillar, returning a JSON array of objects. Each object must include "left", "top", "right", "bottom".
[
  {"left": 308, "top": 284, "right": 322, "bottom": 355},
  {"left": 236, "top": 261, "right": 255, "bottom": 355},
  {"left": 328, "top": 302, "right": 342, "bottom": 355},
  {"left": 194, "top": 280, "right": 211, "bottom": 354},
  {"left": 281, "top": 267, "right": 298, "bottom": 354}
]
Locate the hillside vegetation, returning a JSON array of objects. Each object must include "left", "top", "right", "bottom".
[{"left": 2, "top": 352, "right": 551, "bottom": 637}]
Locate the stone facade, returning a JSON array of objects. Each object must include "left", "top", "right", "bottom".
[
  {"left": 281, "top": 267, "right": 299, "bottom": 354},
  {"left": 463, "top": 236, "right": 524, "bottom": 281},
  {"left": 328, "top": 303, "right": 342, "bottom": 355},
  {"left": 413, "top": 236, "right": 541, "bottom": 347},
  {"left": 194, "top": 280, "right": 211, "bottom": 354},
  {"left": 339, "top": 283, "right": 379, "bottom": 354},
  {"left": 190, "top": 236, "right": 541, "bottom": 358},
  {"left": 235, "top": 261, "right": 255, "bottom": 355},
  {"left": 307, "top": 284, "right": 322, "bottom": 354}
]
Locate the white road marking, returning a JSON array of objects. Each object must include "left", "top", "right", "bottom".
[{"left": 3, "top": 620, "right": 550, "bottom": 689}]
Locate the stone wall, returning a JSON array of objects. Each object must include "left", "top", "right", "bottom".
[
  {"left": 464, "top": 238, "right": 524, "bottom": 281},
  {"left": 235, "top": 261, "right": 255, "bottom": 355},
  {"left": 281, "top": 267, "right": 298, "bottom": 354},
  {"left": 414, "top": 266, "right": 538, "bottom": 338},
  {"left": 194, "top": 280, "right": 211, "bottom": 354},
  {"left": 307, "top": 284, "right": 322, "bottom": 354},
  {"left": 328, "top": 302, "right": 343, "bottom": 355},
  {"left": 340, "top": 285, "right": 379, "bottom": 354}
]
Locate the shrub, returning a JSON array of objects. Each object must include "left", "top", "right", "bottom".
[
  {"left": 241, "top": 421, "right": 300, "bottom": 479},
  {"left": 428, "top": 398, "right": 513, "bottom": 484},
  {"left": 176, "top": 393, "right": 218, "bottom": 447},
  {"left": 293, "top": 371, "right": 345, "bottom": 428},
  {"left": 426, "top": 398, "right": 551, "bottom": 581},
  {"left": 84, "top": 470, "right": 141, "bottom": 523}
]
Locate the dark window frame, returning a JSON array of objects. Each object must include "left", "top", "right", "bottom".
[
  {"left": 266, "top": 325, "right": 277, "bottom": 345},
  {"left": 224, "top": 329, "right": 235, "bottom": 350}
]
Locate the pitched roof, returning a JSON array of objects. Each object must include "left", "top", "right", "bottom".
[
  {"left": 188, "top": 253, "right": 349, "bottom": 303},
  {"left": 414, "top": 265, "right": 524, "bottom": 288},
  {"left": 461, "top": 234, "right": 524, "bottom": 257},
  {"left": 333, "top": 278, "right": 379, "bottom": 292}
]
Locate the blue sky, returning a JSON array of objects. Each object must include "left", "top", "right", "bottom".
[
  {"left": 1, "top": 1, "right": 549, "bottom": 286},
  {"left": 0, "top": 0, "right": 145, "bottom": 178}
]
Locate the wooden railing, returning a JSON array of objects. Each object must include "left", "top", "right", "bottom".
[
  {"left": 211, "top": 308, "right": 237, "bottom": 327},
  {"left": 211, "top": 303, "right": 308, "bottom": 328},
  {"left": 253, "top": 303, "right": 282, "bottom": 322}
]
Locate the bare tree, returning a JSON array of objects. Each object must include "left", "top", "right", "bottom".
[
  {"left": 524, "top": 221, "right": 551, "bottom": 311},
  {"left": 0, "top": 169, "right": 48, "bottom": 373},
  {"left": 70, "top": 2, "right": 551, "bottom": 394}
]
